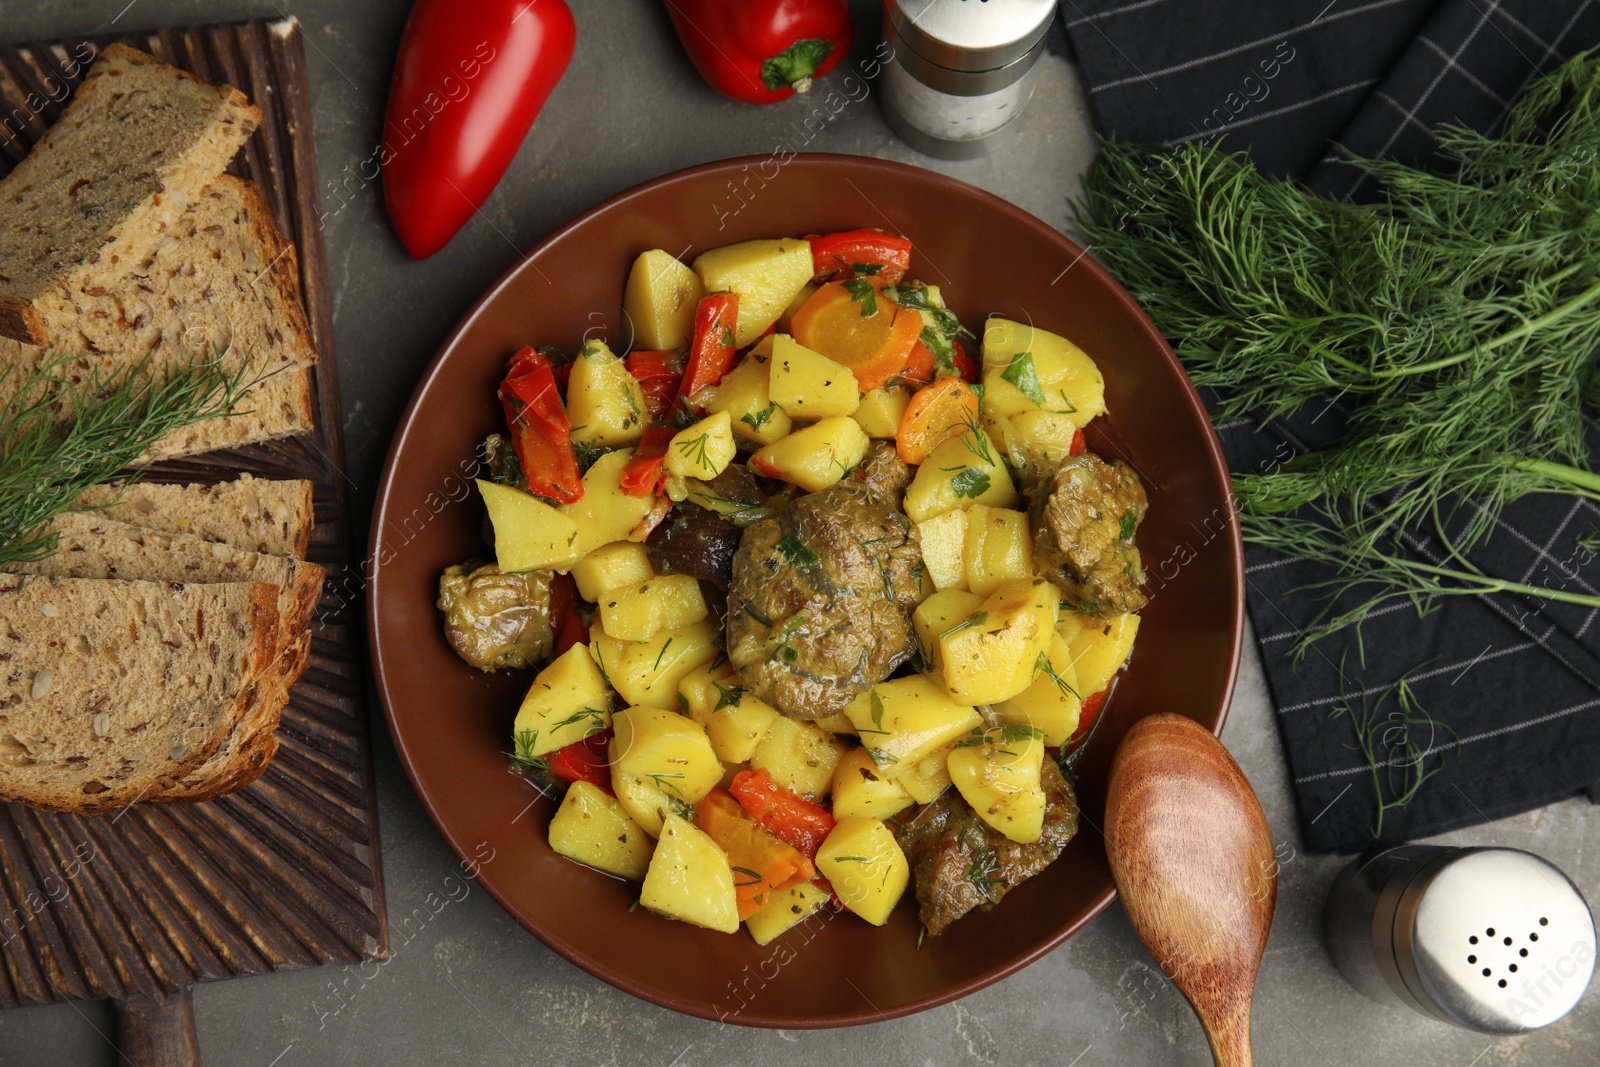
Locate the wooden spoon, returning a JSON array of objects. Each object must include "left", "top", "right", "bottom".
[{"left": 1105, "top": 713, "right": 1277, "bottom": 1067}]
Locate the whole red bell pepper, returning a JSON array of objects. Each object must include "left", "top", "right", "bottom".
[
  {"left": 381, "top": 0, "right": 576, "bottom": 258},
  {"left": 663, "top": 0, "right": 853, "bottom": 104},
  {"left": 678, "top": 293, "right": 740, "bottom": 402},
  {"left": 499, "top": 347, "right": 583, "bottom": 503},
  {"left": 808, "top": 229, "right": 913, "bottom": 284}
]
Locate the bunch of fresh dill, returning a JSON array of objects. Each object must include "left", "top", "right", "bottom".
[
  {"left": 0, "top": 352, "right": 257, "bottom": 565},
  {"left": 1074, "top": 51, "right": 1600, "bottom": 653}
]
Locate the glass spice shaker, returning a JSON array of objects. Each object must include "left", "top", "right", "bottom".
[{"left": 879, "top": 0, "right": 1057, "bottom": 159}]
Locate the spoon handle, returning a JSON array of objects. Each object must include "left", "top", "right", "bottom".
[{"left": 1198, "top": 997, "right": 1254, "bottom": 1067}]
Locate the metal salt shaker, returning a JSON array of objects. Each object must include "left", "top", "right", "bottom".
[
  {"left": 1324, "top": 844, "right": 1596, "bottom": 1033},
  {"left": 880, "top": 0, "right": 1057, "bottom": 159}
]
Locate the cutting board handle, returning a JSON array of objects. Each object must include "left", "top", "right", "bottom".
[{"left": 117, "top": 987, "right": 201, "bottom": 1067}]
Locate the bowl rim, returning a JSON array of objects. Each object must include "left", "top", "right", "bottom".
[{"left": 367, "top": 151, "right": 1246, "bottom": 1026}]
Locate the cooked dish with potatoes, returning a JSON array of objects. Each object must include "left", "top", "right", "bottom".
[{"left": 435, "top": 229, "right": 1144, "bottom": 941}]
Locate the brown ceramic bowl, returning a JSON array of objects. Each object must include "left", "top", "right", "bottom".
[{"left": 369, "top": 154, "right": 1244, "bottom": 1027}]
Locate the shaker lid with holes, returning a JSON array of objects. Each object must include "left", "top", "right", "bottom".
[
  {"left": 1403, "top": 849, "right": 1595, "bottom": 1032},
  {"left": 886, "top": 0, "right": 1057, "bottom": 72}
]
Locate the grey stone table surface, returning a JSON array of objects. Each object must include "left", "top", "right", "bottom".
[{"left": 0, "top": 1, "right": 1595, "bottom": 1064}]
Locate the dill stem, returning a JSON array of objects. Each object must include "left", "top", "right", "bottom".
[
  {"left": 1513, "top": 457, "right": 1600, "bottom": 495},
  {"left": 1397, "top": 557, "right": 1600, "bottom": 607},
  {"left": 1368, "top": 278, "right": 1600, "bottom": 379}
]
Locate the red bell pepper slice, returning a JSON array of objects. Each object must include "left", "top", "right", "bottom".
[
  {"left": 807, "top": 229, "right": 913, "bottom": 285},
  {"left": 498, "top": 347, "right": 583, "bottom": 503},
  {"left": 619, "top": 424, "right": 676, "bottom": 498},
  {"left": 546, "top": 574, "right": 588, "bottom": 657},
  {"left": 728, "top": 768, "right": 835, "bottom": 859},
  {"left": 1069, "top": 428, "right": 1087, "bottom": 456},
  {"left": 626, "top": 349, "right": 685, "bottom": 422},
  {"left": 381, "top": 0, "right": 576, "bottom": 258},
  {"left": 1073, "top": 688, "right": 1109, "bottom": 741},
  {"left": 663, "top": 0, "right": 853, "bottom": 105},
  {"left": 678, "top": 293, "right": 740, "bottom": 402},
  {"left": 546, "top": 730, "right": 612, "bottom": 791}
]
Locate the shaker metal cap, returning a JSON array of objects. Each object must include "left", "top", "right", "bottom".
[
  {"left": 886, "top": 0, "right": 1057, "bottom": 72},
  {"left": 1407, "top": 849, "right": 1596, "bottom": 1033}
]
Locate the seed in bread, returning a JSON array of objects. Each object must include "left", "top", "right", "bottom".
[{"left": 0, "top": 45, "right": 261, "bottom": 346}]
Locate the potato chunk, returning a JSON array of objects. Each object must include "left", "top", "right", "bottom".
[
  {"left": 842, "top": 675, "right": 981, "bottom": 780},
  {"left": 853, "top": 386, "right": 912, "bottom": 439},
  {"left": 589, "top": 618, "right": 721, "bottom": 710},
  {"left": 598, "top": 573, "right": 708, "bottom": 642},
  {"left": 916, "top": 508, "right": 969, "bottom": 592},
  {"left": 693, "top": 238, "right": 815, "bottom": 347},
  {"left": 548, "top": 781, "right": 653, "bottom": 880},
  {"left": 1058, "top": 611, "right": 1141, "bottom": 695},
  {"left": 624, "top": 249, "right": 704, "bottom": 351},
  {"left": 511, "top": 643, "right": 610, "bottom": 759},
  {"left": 981, "top": 316, "right": 1106, "bottom": 429},
  {"left": 697, "top": 347, "right": 792, "bottom": 446},
  {"left": 938, "top": 579, "right": 1059, "bottom": 705},
  {"left": 994, "top": 633, "right": 1082, "bottom": 746},
  {"left": 745, "top": 880, "right": 832, "bottom": 946},
  {"left": 897, "top": 744, "right": 954, "bottom": 803},
  {"left": 963, "top": 505, "right": 1034, "bottom": 596},
  {"left": 609, "top": 705, "right": 722, "bottom": 810},
  {"left": 749, "top": 416, "right": 870, "bottom": 492},
  {"left": 640, "top": 814, "right": 740, "bottom": 933},
  {"left": 769, "top": 334, "right": 860, "bottom": 419},
  {"left": 679, "top": 661, "right": 778, "bottom": 763},
  {"left": 947, "top": 725, "right": 1048, "bottom": 844},
  {"left": 664, "top": 410, "right": 737, "bottom": 481},
  {"left": 816, "top": 817, "right": 909, "bottom": 926},
  {"left": 567, "top": 340, "right": 647, "bottom": 448},
  {"left": 903, "top": 427, "right": 1017, "bottom": 523},
  {"left": 478, "top": 479, "right": 579, "bottom": 573},
  {"left": 561, "top": 450, "right": 658, "bottom": 559},
  {"left": 749, "top": 716, "right": 850, "bottom": 800},
  {"left": 830, "top": 747, "right": 914, "bottom": 820},
  {"left": 572, "top": 541, "right": 654, "bottom": 601}
]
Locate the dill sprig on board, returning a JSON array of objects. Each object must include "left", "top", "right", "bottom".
[
  {"left": 1330, "top": 670, "right": 1458, "bottom": 838},
  {"left": 1075, "top": 51, "right": 1600, "bottom": 653},
  {"left": 0, "top": 351, "right": 259, "bottom": 565}
]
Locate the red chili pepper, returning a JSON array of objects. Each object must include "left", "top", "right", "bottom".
[
  {"left": 663, "top": 0, "right": 853, "bottom": 105},
  {"left": 547, "top": 730, "right": 612, "bottom": 792},
  {"left": 499, "top": 347, "right": 582, "bottom": 503},
  {"left": 807, "top": 229, "right": 913, "bottom": 284},
  {"left": 678, "top": 293, "right": 740, "bottom": 402},
  {"left": 1073, "top": 688, "right": 1109, "bottom": 741},
  {"left": 728, "top": 769, "right": 835, "bottom": 859},
  {"left": 619, "top": 424, "right": 676, "bottom": 498},
  {"left": 626, "top": 349, "right": 686, "bottom": 422},
  {"left": 381, "top": 0, "right": 576, "bottom": 258}
]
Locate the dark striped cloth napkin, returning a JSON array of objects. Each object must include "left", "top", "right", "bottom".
[{"left": 1058, "top": 0, "right": 1600, "bottom": 852}]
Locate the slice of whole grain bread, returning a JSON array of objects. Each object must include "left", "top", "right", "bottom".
[
  {"left": 76, "top": 474, "right": 314, "bottom": 559},
  {"left": 0, "top": 44, "right": 261, "bottom": 345},
  {"left": 0, "top": 574, "right": 278, "bottom": 814},
  {"left": 3, "top": 511, "right": 323, "bottom": 646}
]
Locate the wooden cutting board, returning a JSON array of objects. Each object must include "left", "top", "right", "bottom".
[{"left": 0, "top": 17, "right": 387, "bottom": 1064}]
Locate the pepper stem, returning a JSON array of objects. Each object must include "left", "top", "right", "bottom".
[{"left": 761, "top": 38, "right": 833, "bottom": 94}]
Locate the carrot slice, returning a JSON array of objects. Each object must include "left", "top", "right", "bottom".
[
  {"left": 694, "top": 789, "right": 816, "bottom": 920},
  {"left": 896, "top": 377, "right": 980, "bottom": 465},
  {"left": 791, "top": 281, "right": 922, "bottom": 392}
]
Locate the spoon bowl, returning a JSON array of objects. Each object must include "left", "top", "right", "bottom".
[{"left": 1105, "top": 712, "right": 1277, "bottom": 1067}]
